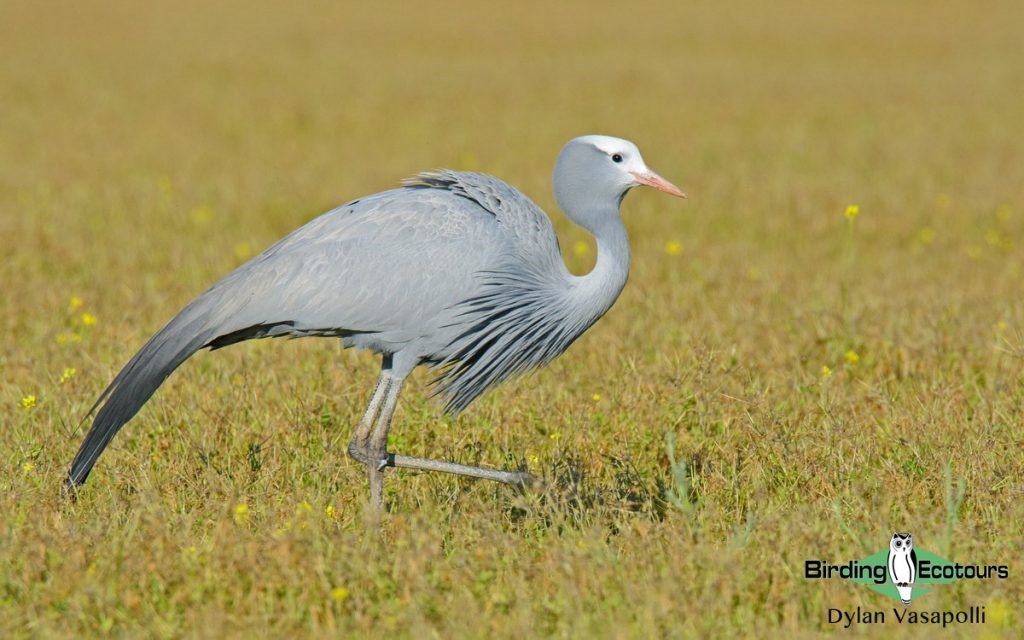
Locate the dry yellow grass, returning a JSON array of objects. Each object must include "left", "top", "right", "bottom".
[{"left": 2, "top": 1, "right": 1022, "bottom": 637}]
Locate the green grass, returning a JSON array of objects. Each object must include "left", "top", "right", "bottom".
[{"left": 2, "top": 1, "right": 1022, "bottom": 637}]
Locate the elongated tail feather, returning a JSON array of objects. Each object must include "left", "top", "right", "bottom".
[
  {"left": 63, "top": 299, "right": 221, "bottom": 492},
  {"left": 63, "top": 284, "right": 346, "bottom": 495}
]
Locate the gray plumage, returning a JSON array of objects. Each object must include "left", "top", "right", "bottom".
[{"left": 64, "top": 135, "right": 685, "bottom": 505}]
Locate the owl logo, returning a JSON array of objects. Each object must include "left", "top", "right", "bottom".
[{"left": 887, "top": 533, "right": 917, "bottom": 605}]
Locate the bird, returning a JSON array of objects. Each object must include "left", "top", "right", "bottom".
[
  {"left": 887, "top": 532, "right": 917, "bottom": 605},
  {"left": 63, "top": 135, "right": 685, "bottom": 510}
]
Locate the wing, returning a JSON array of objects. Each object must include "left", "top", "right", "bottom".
[
  {"left": 204, "top": 188, "right": 503, "bottom": 339},
  {"left": 909, "top": 549, "right": 917, "bottom": 583}
]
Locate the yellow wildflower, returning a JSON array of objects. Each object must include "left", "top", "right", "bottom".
[
  {"left": 821, "top": 365, "right": 833, "bottom": 379},
  {"left": 330, "top": 586, "right": 350, "bottom": 602},
  {"left": 234, "top": 242, "right": 252, "bottom": 261},
  {"left": 324, "top": 504, "right": 338, "bottom": 520},
  {"left": 844, "top": 204, "right": 859, "bottom": 220},
  {"left": 988, "top": 597, "right": 1011, "bottom": 627},
  {"left": 59, "top": 367, "right": 77, "bottom": 384},
  {"left": 22, "top": 462, "right": 35, "bottom": 473},
  {"left": 190, "top": 205, "right": 214, "bottom": 226},
  {"left": 916, "top": 227, "right": 935, "bottom": 245},
  {"left": 527, "top": 453, "right": 540, "bottom": 466},
  {"left": 549, "top": 432, "right": 561, "bottom": 442},
  {"left": 233, "top": 503, "right": 250, "bottom": 524},
  {"left": 966, "top": 244, "right": 982, "bottom": 260},
  {"left": 69, "top": 296, "right": 84, "bottom": 311},
  {"left": 664, "top": 240, "right": 683, "bottom": 256},
  {"left": 20, "top": 395, "right": 37, "bottom": 410},
  {"left": 572, "top": 240, "right": 590, "bottom": 257},
  {"left": 591, "top": 393, "right": 602, "bottom": 401},
  {"left": 747, "top": 267, "right": 761, "bottom": 282},
  {"left": 80, "top": 312, "right": 97, "bottom": 327},
  {"left": 844, "top": 350, "right": 860, "bottom": 365}
]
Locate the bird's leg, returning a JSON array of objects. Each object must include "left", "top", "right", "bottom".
[
  {"left": 353, "top": 356, "right": 537, "bottom": 511},
  {"left": 346, "top": 373, "right": 391, "bottom": 465},
  {"left": 365, "top": 375, "right": 403, "bottom": 511},
  {"left": 354, "top": 373, "right": 536, "bottom": 511},
  {"left": 385, "top": 454, "right": 536, "bottom": 488}
]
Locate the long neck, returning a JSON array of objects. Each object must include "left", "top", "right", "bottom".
[{"left": 567, "top": 209, "right": 631, "bottom": 326}]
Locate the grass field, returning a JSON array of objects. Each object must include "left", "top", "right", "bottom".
[{"left": 2, "top": 1, "right": 1023, "bottom": 637}]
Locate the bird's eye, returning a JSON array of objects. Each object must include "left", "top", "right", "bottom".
[{"left": 611, "top": 153, "right": 623, "bottom": 163}]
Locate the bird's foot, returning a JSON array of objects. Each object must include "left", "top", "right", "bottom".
[{"left": 509, "top": 469, "right": 540, "bottom": 490}]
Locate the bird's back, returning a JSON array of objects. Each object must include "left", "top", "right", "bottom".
[
  {"left": 152, "top": 171, "right": 564, "bottom": 368},
  {"left": 402, "top": 170, "right": 562, "bottom": 263}
]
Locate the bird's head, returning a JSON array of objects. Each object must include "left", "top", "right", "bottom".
[
  {"left": 553, "top": 135, "right": 685, "bottom": 230},
  {"left": 890, "top": 533, "right": 913, "bottom": 552}
]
